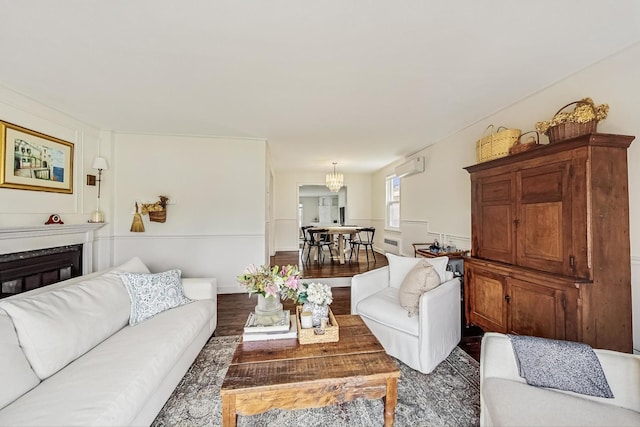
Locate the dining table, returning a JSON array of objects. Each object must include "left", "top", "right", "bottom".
[{"left": 308, "top": 226, "right": 360, "bottom": 264}]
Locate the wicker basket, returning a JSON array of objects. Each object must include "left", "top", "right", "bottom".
[
  {"left": 509, "top": 131, "right": 540, "bottom": 155},
  {"left": 476, "top": 125, "right": 521, "bottom": 163},
  {"left": 148, "top": 210, "right": 167, "bottom": 223},
  {"left": 547, "top": 100, "right": 598, "bottom": 144},
  {"left": 296, "top": 305, "right": 339, "bottom": 344}
]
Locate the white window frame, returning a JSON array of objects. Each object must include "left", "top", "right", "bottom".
[{"left": 386, "top": 174, "right": 400, "bottom": 230}]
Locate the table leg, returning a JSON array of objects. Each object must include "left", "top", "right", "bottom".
[
  {"left": 338, "top": 234, "right": 345, "bottom": 264},
  {"left": 221, "top": 394, "right": 237, "bottom": 427},
  {"left": 383, "top": 377, "right": 398, "bottom": 427}
]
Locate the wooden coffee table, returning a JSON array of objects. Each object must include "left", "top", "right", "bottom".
[{"left": 220, "top": 314, "right": 400, "bottom": 426}]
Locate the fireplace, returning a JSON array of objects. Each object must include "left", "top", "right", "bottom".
[
  {"left": 0, "top": 223, "right": 105, "bottom": 298},
  {"left": 0, "top": 245, "right": 83, "bottom": 298}
]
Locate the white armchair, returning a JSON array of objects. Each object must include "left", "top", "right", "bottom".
[{"left": 351, "top": 254, "right": 461, "bottom": 374}]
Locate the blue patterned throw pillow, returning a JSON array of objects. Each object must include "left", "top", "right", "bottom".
[{"left": 120, "top": 269, "right": 191, "bottom": 325}]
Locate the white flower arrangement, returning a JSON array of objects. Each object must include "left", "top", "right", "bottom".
[{"left": 298, "top": 282, "right": 333, "bottom": 306}]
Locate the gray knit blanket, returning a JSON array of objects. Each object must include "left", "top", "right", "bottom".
[{"left": 508, "top": 334, "right": 613, "bottom": 398}]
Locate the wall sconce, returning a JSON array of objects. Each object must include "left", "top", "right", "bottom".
[{"left": 89, "top": 157, "right": 108, "bottom": 223}]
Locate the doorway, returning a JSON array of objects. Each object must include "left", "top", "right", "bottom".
[{"left": 298, "top": 185, "right": 347, "bottom": 227}]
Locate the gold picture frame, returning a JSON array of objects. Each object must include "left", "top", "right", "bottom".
[{"left": 0, "top": 120, "right": 74, "bottom": 194}]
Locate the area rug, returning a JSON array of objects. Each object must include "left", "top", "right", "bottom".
[{"left": 152, "top": 336, "right": 480, "bottom": 427}]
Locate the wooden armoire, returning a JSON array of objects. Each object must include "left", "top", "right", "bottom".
[{"left": 463, "top": 133, "right": 634, "bottom": 352}]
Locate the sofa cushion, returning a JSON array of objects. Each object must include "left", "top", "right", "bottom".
[
  {"left": 0, "top": 310, "right": 40, "bottom": 410},
  {"left": 0, "top": 271, "right": 132, "bottom": 380},
  {"left": 357, "top": 287, "right": 419, "bottom": 336},
  {"left": 111, "top": 257, "right": 151, "bottom": 275},
  {"left": 120, "top": 269, "right": 191, "bottom": 325},
  {"left": 386, "top": 253, "right": 448, "bottom": 288},
  {"left": 0, "top": 299, "right": 215, "bottom": 427},
  {"left": 398, "top": 260, "right": 441, "bottom": 317},
  {"left": 483, "top": 377, "right": 640, "bottom": 427}
]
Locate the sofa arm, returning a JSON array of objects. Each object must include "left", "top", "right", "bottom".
[
  {"left": 351, "top": 266, "right": 390, "bottom": 315},
  {"left": 480, "top": 332, "right": 640, "bottom": 415},
  {"left": 418, "top": 277, "right": 462, "bottom": 373},
  {"left": 182, "top": 278, "right": 217, "bottom": 301}
]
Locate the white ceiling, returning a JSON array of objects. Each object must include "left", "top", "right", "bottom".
[{"left": 1, "top": 1, "right": 640, "bottom": 173}]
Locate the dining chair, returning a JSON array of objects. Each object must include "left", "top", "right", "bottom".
[
  {"left": 306, "top": 228, "right": 334, "bottom": 264},
  {"left": 349, "top": 227, "right": 376, "bottom": 264},
  {"left": 300, "top": 226, "right": 312, "bottom": 255}
]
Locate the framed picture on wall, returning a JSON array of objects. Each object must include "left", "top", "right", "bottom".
[{"left": 0, "top": 120, "right": 74, "bottom": 194}]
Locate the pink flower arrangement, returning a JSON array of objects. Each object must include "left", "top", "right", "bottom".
[{"left": 237, "top": 264, "right": 301, "bottom": 301}]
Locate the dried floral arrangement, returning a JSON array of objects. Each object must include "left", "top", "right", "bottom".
[
  {"left": 141, "top": 196, "right": 169, "bottom": 223},
  {"left": 141, "top": 196, "right": 169, "bottom": 214},
  {"left": 535, "top": 98, "right": 609, "bottom": 134}
]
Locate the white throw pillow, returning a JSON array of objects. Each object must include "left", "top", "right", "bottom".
[
  {"left": 112, "top": 257, "right": 151, "bottom": 274},
  {"left": 0, "top": 273, "right": 132, "bottom": 380},
  {"left": 398, "top": 260, "right": 442, "bottom": 317},
  {"left": 386, "top": 253, "right": 449, "bottom": 288},
  {"left": 120, "top": 269, "right": 191, "bottom": 326}
]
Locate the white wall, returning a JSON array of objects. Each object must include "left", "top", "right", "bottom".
[
  {"left": 0, "top": 85, "right": 111, "bottom": 272},
  {"left": 110, "top": 133, "right": 268, "bottom": 293},
  {"left": 274, "top": 172, "right": 372, "bottom": 251},
  {"left": 300, "top": 197, "right": 320, "bottom": 225},
  {"left": 374, "top": 43, "right": 640, "bottom": 351}
]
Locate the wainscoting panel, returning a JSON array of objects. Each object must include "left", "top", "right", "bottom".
[
  {"left": 275, "top": 219, "right": 299, "bottom": 252},
  {"left": 113, "top": 234, "right": 265, "bottom": 294}
]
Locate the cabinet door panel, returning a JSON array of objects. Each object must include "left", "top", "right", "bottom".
[
  {"left": 467, "top": 267, "right": 507, "bottom": 332},
  {"left": 517, "top": 162, "right": 573, "bottom": 275},
  {"left": 521, "top": 202, "right": 563, "bottom": 262},
  {"left": 508, "top": 278, "right": 566, "bottom": 340},
  {"left": 475, "top": 176, "right": 515, "bottom": 264}
]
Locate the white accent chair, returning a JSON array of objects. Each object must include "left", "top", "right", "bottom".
[{"left": 351, "top": 253, "right": 461, "bottom": 374}]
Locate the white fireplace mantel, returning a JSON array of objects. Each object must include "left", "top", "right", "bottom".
[{"left": 0, "top": 223, "right": 106, "bottom": 274}]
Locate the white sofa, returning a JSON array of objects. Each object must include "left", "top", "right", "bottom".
[
  {"left": 351, "top": 253, "right": 461, "bottom": 374},
  {"left": 480, "top": 332, "right": 640, "bottom": 427},
  {"left": 0, "top": 257, "right": 217, "bottom": 427}
]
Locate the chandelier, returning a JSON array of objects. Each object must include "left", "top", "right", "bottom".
[{"left": 325, "top": 162, "right": 344, "bottom": 193}]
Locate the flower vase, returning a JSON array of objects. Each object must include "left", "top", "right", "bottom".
[
  {"left": 302, "top": 302, "right": 329, "bottom": 327},
  {"left": 254, "top": 293, "right": 284, "bottom": 326}
]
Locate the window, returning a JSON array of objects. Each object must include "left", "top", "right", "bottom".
[{"left": 386, "top": 175, "right": 400, "bottom": 229}]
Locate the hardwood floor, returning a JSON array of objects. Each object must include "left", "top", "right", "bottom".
[
  {"left": 277, "top": 248, "right": 389, "bottom": 278},
  {"left": 216, "top": 250, "right": 482, "bottom": 361}
]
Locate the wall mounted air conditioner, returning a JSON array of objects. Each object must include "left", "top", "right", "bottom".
[{"left": 395, "top": 156, "right": 424, "bottom": 178}]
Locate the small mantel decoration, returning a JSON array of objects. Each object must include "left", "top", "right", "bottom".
[
  {"left": 141, "top": 196, "right": 169, "bottom": 223},
  {"left": 237, "top": 264, "right": 301, "bottom": 325},
  {"left": 44, "top": 214, "right": 64, "bottom": 225}
]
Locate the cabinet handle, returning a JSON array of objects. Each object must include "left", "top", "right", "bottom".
[
  {"left": 513, "top": 219, "right": 520, "bottom": 226},
  {"left": 505, "top": 295, "right": 511, "bottom": 302}
]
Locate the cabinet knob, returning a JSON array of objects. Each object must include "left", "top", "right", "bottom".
[{"left": 505, "top": 295, "right": 511, "bottom": 302}]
